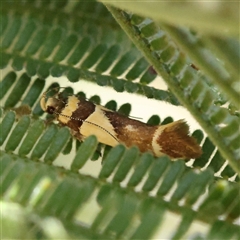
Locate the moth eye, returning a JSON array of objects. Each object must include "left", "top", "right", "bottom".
[{"left": 47, "top": 106, "right": 56, "bottom": 114}]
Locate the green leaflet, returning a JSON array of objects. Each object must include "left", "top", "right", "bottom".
[
  {"left": 21, "top": 78, "right": 45, "bottom": 107},
  {"left": 142, "top": 156, "right": 169, "bottom": 192},
  {"left": 18, "top": 119, "right": 45, "bottom": 156},
  {"left": 43, "top": 127, "right": 70, "bottom": 164},
  {"left": 127, "top": 152, "right": 153, "bottom": 187},
  {"left": 4, "top": 73, "right": 31, "bottom": 108},
  {"left": 0, "top": 111, "right": 16, "bottom": 145},
  {"left": 5, "top": 115, "right": 31, "bottom": 152},
  {"left": 157, "top": 160, "right": 185, "bottom": 196},
  {"left": 112, "top": 146, "right": 139, "bottom": 182},
  {"left": 0, "top": 72, "right": 17, "bottom": 100},
  {"left": 30, "top": 124, "right": 59, "bottom": 160},
  {"left": 71, "top": 135, "right": 98, "bottom": 171}
]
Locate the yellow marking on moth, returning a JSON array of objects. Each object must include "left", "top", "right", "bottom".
[
  {"left": 58, "top": 95, "right": 79, "bottom": 124},
  {"left": 152, "top": 126, "right": 164, "bottom": 157},
  {"left": 80, "top": 106, "right": 119, "bottom": 147}
]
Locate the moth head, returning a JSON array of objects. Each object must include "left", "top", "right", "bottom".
[{"left": 40, "top": 90, "right": 65, "bottom": 115}]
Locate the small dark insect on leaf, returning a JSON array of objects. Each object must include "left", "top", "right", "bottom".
[{"left": 190, "top": 63, "right": 199, "bottom": 71}]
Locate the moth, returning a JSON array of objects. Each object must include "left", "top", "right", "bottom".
[{"left": 40, "top": 88, "right": 202, "bottom": 159}]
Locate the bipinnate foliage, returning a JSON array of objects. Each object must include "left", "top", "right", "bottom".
[{"left": 0, "top": 1, "right": 239, "bottom": 239}]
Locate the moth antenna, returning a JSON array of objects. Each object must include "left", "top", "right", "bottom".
[
  {"left": 41, "top": 86, "right": 71, "bottom": 98},
  {"left": 40, "top": 87, "right": 59, "bottom": 110},
  {"left": 40, "top": 91, "right": 47, "bottom": 111},
  {"left": 128, "top": 115, "right": 142, "bottom": 120},
  {"left": 55, "top": 112, "right": 120, "bottom": 144},
  {"left": 53, "top": 95, "right": 67, "bottom": 106}
]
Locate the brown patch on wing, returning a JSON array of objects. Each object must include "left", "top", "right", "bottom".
[
  {"left": 66, "top": 98, "right": 95, "bottom": 132},
  {"left": 104, "top": 110, "right": 157, "bottom": 153},
  {"left": 156, "top": 120, "right": 202, "bottom": 159}
]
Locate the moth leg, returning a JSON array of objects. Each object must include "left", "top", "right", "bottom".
[
  {"left": 44, "top": 115, "right": 58, "bottom": 126},
  {"left": 70, "top": 129, "right": 84, "bottom": 142}
]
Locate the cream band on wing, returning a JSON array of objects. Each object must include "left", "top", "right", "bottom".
[
  {"left": 58, "top": 95, "right": 79, "bottom": 124},
  {"left": 151, "top": 126, "right": 164, "bottom": 157},
  {"left": 80, "top": 106, "right": 118, "bottom": 147},
  {"left": 79, "top": 106, "right": 119, "bottom": 146}
]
